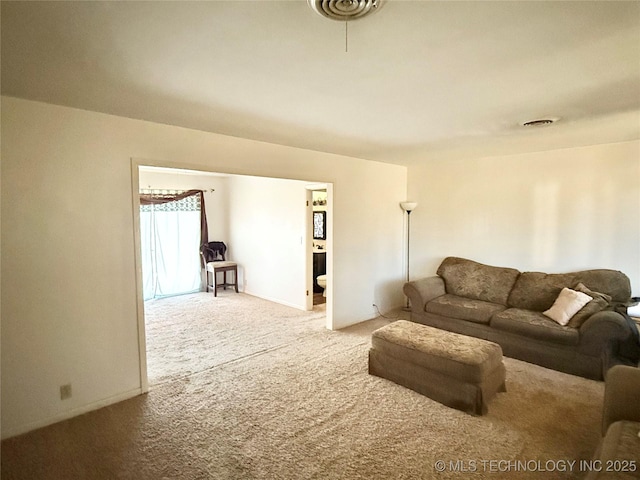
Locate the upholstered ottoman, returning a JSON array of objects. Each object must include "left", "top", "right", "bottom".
[{"left": 368, "top": 320, "right": 506, "bottom": 415}]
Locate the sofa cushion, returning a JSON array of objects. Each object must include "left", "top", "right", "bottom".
[
  {"left": 574, "top": 270, "right": 632, "bottom": 305},
  {"left": 437, "top": 257, "right": 520, "bottom": 306},
  {"left": 508, "top": 270, "right": 632, "bottom": 311},
  {"left": 426, "top": 294, "right": 506, "bottom": 325},
  {"left": 491, "top": 308, "right": 580, "bottom": 346},
  {"left": 596, "top": 420, "right": 640, "bottom": 479},
  {"left": 508, "top": 272, "right": 577, "bottom": 311}
]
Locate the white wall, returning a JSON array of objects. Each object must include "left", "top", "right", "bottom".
[
  {"left": 0, "top": 96, "right": 407, "bottom": 439},
  {"left": 228, "top": 175, "right": 309, "bottom": 309},
  {"left": 407, "top": 141, "right": 640, "bottom": 295}
]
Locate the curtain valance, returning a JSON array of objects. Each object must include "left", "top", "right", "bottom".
[{"left": 139, "top": 189, "right": 209, "bottom": 259}]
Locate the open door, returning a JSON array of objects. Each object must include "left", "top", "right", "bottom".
[{"left": 306, "top": 185, "right": 330, "bottom": 317}]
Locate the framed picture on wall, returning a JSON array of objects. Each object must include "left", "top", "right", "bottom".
[{"left": 313, "top": 211, "right": 326, "bottom": 240}]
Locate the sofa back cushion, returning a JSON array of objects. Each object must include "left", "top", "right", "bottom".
[
  {"left": 573, "top": 270, "right": 631, "bottom": 304},
  {"left": 437, "top": 257, "right": 520, "bottom": 306},
  {"left": 508, "top": 269, "right": 631, "bottom": 311}
]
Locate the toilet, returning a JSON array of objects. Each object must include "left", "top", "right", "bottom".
[{"left": 316, "top": 274, "right": 327, "bottom": 297}]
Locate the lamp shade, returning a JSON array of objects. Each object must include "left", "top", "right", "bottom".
[{"left": 400, "top": 201, "right": 418, "bottom": 212}]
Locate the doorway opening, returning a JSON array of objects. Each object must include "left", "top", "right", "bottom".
[
  {"left": 132, "top": 161, "right": 334, "bottom": 391},
  {"left": 308, "top": 187, "right": 328, "bottom": 308}
]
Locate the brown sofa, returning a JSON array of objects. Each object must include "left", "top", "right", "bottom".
[
  {"left": 403, "top": 257, "right": 640, "bottom": 380},
  {"left": 586, "top": 365, "right": 640, "bottom": 479}
]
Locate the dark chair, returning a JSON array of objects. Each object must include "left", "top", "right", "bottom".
[{"left": 200, "top": 242, "right": 238, "bottom": 297}]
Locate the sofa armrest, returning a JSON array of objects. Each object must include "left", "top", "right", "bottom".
[
  {"left": 602, "top": 365, "right": 640, "bottom": 435},
  {"left": 580, "top": 311, "right": 633, "bottom": 352},
  {"left": 580, "top": 311, "right": 640, "bottom": 377},
  {"left": 403, "top": 276, "right": 446, "bottom": 313}
]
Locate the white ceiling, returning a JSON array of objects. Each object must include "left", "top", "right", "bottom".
[{"left": 2, "top": 0, "right": 639, "bottom": 165}]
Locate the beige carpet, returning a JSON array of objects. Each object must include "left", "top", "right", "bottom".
[{"left": 2, "top": 292, "right": 604, "bottom": 479}]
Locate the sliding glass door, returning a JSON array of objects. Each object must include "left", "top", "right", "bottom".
[{"left": 140, "top": 195, "right": 202, "bottom": 300}]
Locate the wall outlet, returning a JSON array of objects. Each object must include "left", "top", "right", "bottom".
[{"left": 60, "top": 384, "right": 72, "bottom": 400}]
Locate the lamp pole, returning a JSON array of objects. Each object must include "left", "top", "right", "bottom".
[
  {"left": 406, "top": 209, "right": 412, "bottom": 284},
  {"left": 400, "top": 202, "right": 417, "bottom": 311}
]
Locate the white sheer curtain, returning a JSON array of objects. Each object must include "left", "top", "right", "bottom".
[{"left": 140, "top": 197, "right": 202, "bottom": 300}]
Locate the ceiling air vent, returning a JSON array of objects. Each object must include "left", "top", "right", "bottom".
[
  {"left": 521, "top": 118, "right": 559, "bottom": 127},
  {"left": 308, "top": 0, "right": 384, "bottom": 21}
]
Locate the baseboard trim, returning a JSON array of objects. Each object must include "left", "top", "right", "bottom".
[
  {"left": 1, "top": 387, "right": 143, "bottom": 440},
  {"left": 242, "top": 290, "right": 307, "bottom": 311}
]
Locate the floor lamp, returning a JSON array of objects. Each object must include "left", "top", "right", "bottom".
[{"left": 400, "top": 201, "right": 417, "bottom": 311}]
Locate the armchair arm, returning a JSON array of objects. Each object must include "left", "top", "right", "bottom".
[
  {"left": 403, "top": 276, "right": 446, "bottom": 313},
  {"left": 602, "top": 365, "right": 640, "bottom": 435}
]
